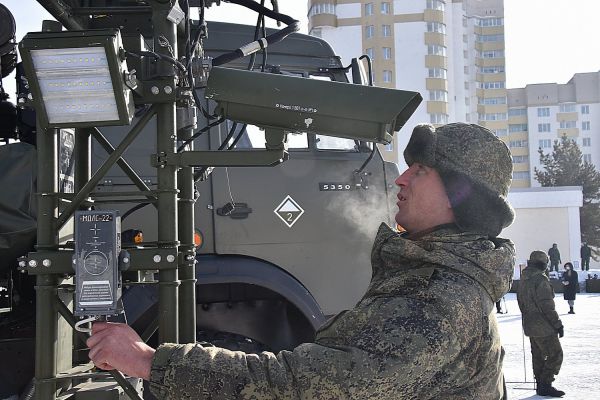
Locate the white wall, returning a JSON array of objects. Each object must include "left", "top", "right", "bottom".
[
  {"left": 319, "top": 25, "right": 363, "bottom": 67},
  {"left": 393, "top": 0, "right": 426, "bottom": 14},
  {"left": 336, "top": 3, "right": 362, "bottom": 19},
  {"left": 503, "top": 187, "right": 583, "bottom": 270}
]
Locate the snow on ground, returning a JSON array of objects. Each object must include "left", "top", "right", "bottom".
[{"left": 499, "top": 292, "right": 600, "bottom": 399}]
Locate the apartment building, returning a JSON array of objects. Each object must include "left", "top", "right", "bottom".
[
  {"left": 507, "top": 72, "right": 600, "bottom": 188},
  {"left": 308, "top": 0, "right": 507, "bottom": 165}
]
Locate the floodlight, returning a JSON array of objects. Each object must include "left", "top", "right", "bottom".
[{"left": 19, "top": 29, "right": 134, "bottom": 128}]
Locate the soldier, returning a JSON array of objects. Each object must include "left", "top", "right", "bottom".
[
  {"left": 87, "top": 123, "right": 516, "bottom": 400},
  {"left": 580, "top": 242, "right": 591, "bottom": 271},
  {"left": 548, "top": 243, "right": 561, "bottom": 272},
  {"left": 517, "top": 250, "right": 565, "bottom": 398}
]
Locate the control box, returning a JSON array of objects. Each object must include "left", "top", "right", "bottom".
[{"left": 74, "top": 210, "right": 122, "bottom": 316}]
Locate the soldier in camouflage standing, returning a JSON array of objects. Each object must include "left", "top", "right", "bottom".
[
  {"left": 548, "top": 243, "right": 561, "bottom": 272},
  {"left": 580, "top": 242, "right": 591, "bottom": 271},
  {"left": 517, "top": 250, "right": 565, "bottom": 397},
  {"left": 87, "top": 123, "right": 516, "bottom": 400}
]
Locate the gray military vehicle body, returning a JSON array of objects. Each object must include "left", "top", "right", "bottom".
[{"left": 0, "top": 1, "right": 421, "bottom": 398}]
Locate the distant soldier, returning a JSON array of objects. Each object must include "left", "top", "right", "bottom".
[
  {"left": 580, "top": 242, "right": 591, "bottom": 271},
  {"left": 517, "top": 250, "right": 565, "bottom": 398},
  {"left": 87, "top": 123, "right": 516, "bottom": 399},
  {"left": 548, "top": 243, "right": 561, "bottom": 272}
]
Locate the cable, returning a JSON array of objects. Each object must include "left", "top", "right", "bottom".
[
  {"left": 125, "top": 50, "right": 186, "bottom": 73},
  {"left": 228, "top": 124, "right": 247, "bottom": 149},
  {"left": 177, "top": 116, "right": 225, "bottom": 153},
  {"left": 74, "top": 316, "right": 97, "bottom": 334},
  {"left": 122, "top": 202, "right": 150, "bottom": 221},
  {"left": 212, "top": 0, "right": 299, "bottom": 66},
  {"left": 193, "top": 123, "right": 246, "bottom": 182},
  {"left": 359, "top": 54, "right": 374, "bottom": 86},
  {"left": 352, "top": 53, "right": 376, "bottom": 173},
  {"left": 355, "top": 146, "right": 377, "bottom": 175}
]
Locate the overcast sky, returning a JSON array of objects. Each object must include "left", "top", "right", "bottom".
[{"left": 2, "top": 0, "right": 599, "bottom": 97}]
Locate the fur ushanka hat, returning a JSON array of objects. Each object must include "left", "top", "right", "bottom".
[{"left": 403, "top": 122, "right": 515, "bottom": 237}]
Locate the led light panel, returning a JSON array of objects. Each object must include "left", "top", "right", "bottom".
[
  {"left": 31, "top": 48, "right": 119, "bottom": 124},
  {"left": 19, "top": 29, "right": 134, "bottom": 128}
]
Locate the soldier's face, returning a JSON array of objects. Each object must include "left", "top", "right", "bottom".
[{"left": 394, "top": 163, "right": 455, "bottom": 234}]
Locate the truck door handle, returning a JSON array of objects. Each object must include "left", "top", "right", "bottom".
[{"left": 216, "top": 202, "right": 252, "bottom": 219}]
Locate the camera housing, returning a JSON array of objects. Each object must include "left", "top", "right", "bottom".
[{"left": 205, "top": 67, "right": 422, "bottom": 144}]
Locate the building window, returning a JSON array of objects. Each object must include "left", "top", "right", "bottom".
[
  {"left": 426, "top": 22, "right": 446, "bottom": 34},
  {"left": 513, "top": 171, "right": 530, "bottom": 180},
  {"left": 427, "top": 44, "right": 447, "bottom": 56},
  {"left": 476, "top": 34, "right": 505, "bottom": 42},
  {"left": 479, "top": 113, "right": 507, "bottom": 121},
  {"left": 382, "top": 24, "right": 392, "bottom": 37},
  {"left": 539, "top": 139, "right": 552, "bottom": 148},
  {"left": 509, "top": 124, "right": 528, "bottom": 133},
  {"left": 309, "top": 27, "right": 322, "bottom": 38},
  {"left": 584, "top": 154, "right": 592, "bottom": 163},
  {"left": 583, "top": 137, "right": 591, "bottom": 146},
  {"left": 494, "top": 129, "right": 508, "bottom": 137},
  {"left": 537, "top": 107, "right": 550, "bottom": 117},
  {"left": 428, "top": 67, "right": 447, "bottom": 79},
  {"left": 583, "top": 121, "right": 591, "bottom": 131},
  {"left": 365, "top": 3, "right": 373, "bottom": 16},
  {"left": 365, "top": 25, "right": 375, "bottom": 38},
  {"left": 382, "top": 70, "right": 393, "bottom": 83},
  {"left": 308, "top": 3, "right": 336, "bottom": 17},
  {"left": 479, "top": 50, "right": 505, "bottom": 59},
  {"left": 559, "top": 103, "right": 576, "bottom": 113},
  {"left": 512, "top": 155, "right": 529, "bottom": 164},
  {"left": 582, "top": 105, "right": 590, "bottom": 114},
  {"left": 480, "top": 81, "right": 505, "bottom": 89},
  {"left": 479, "top": 66, "right": 505, "bottom": 74},
  {"left": 477, "top": 17, "right": 504, "bottom": 26},
  {"left": 381, "top": 2, "right": 391, "bottom": 14},
  {"left": 560, "top": 120, "right": 577, "bottom": 129},
  {"left": 365, "top": 48, "right": 374, "bottom": 60},
  {"left": 382, "top": 47, "right": 392, "bottom": 60},
  {"left": 479, "top": 97, "right": 507, "bottom": 105},
  {"left": 430, "top": 113, "right": 449, "bottom": 124},
  {"left": 538, "top": 123, "right": 551, "bottom": 132},
  {"left": 509, "top": 140, "right": 528, "bottom": 148},
  {"left": 429, "top": 90, "right": 448, "bottom": 102},
  {"left": 508, "top": 108, "right": 527, "bottom": 117},
  {"left": 426, "top": 0, "right": 445, "bottom": 11}
]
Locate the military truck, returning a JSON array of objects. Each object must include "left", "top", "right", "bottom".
[{"left": 0, "top": 1, "right": 421, "bottom": 398}]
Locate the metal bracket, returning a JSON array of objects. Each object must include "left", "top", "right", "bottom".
[{"left": 152, "top": 149, "right": 289, "bottom": 167}]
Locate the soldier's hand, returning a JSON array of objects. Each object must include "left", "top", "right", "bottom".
[
  {"left": 87, "top": 322, "right": 155, "bottom": 380},
  {"left": 557, "top": 326, "right": 564, "bottom": 338}
]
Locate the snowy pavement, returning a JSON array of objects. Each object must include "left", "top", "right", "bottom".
[{"left": 498, "top": 292, "right": 600, "bottom": 399}]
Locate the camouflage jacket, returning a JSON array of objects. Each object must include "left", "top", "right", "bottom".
[
  {"left": 149, "top": 223, "right": 515, "bottom": 400},
  {"left": 517, "top": 266, "right": 563, "bottom": 337}
]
